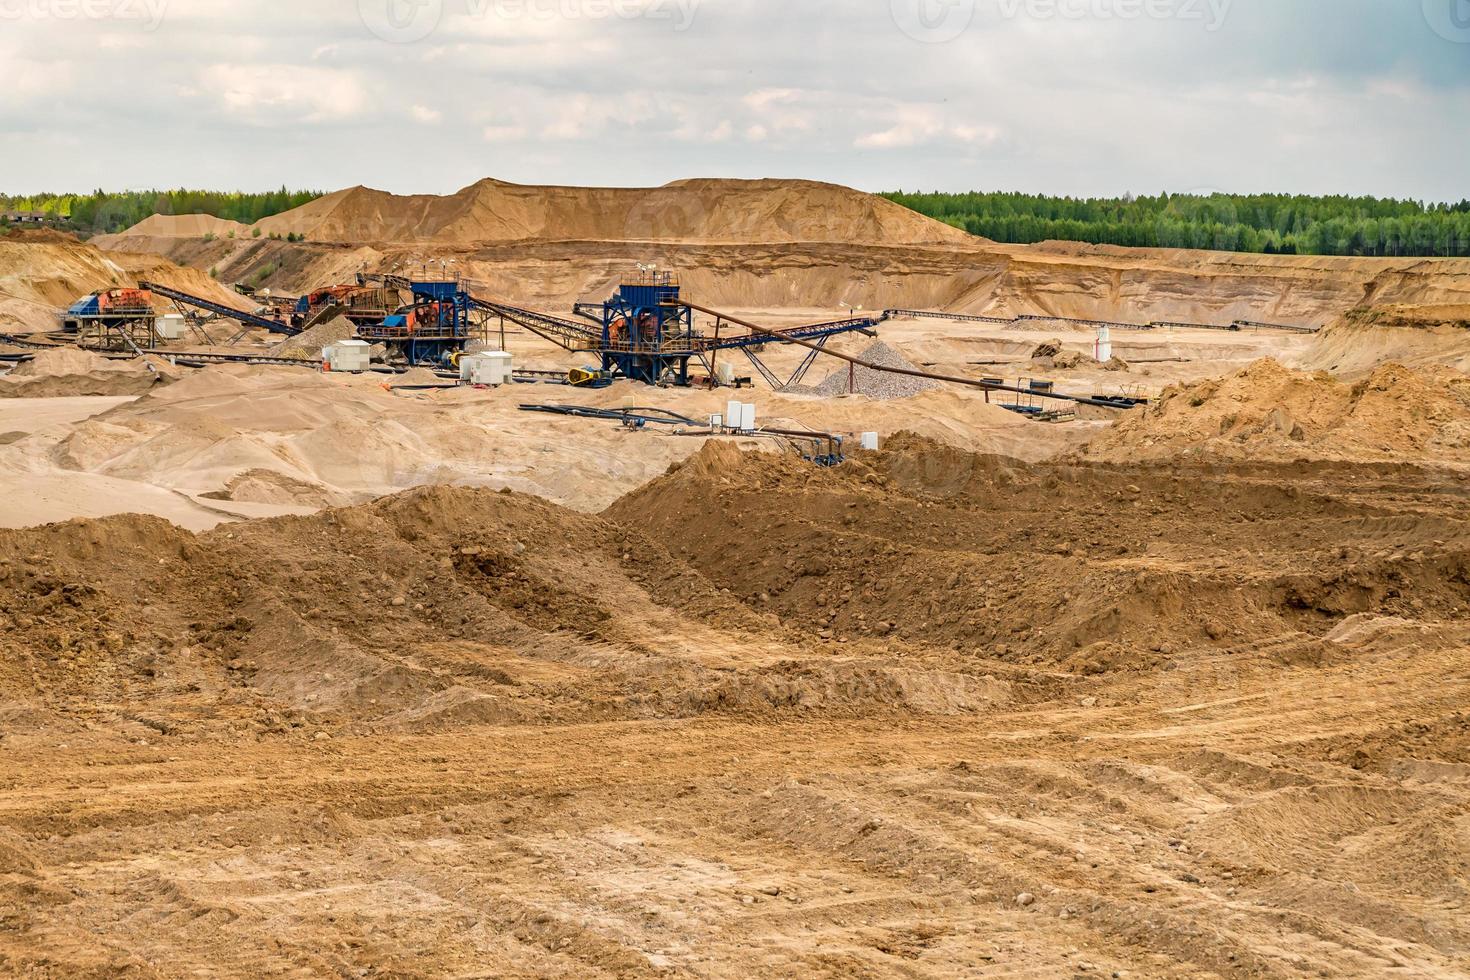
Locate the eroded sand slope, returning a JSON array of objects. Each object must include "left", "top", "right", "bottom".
[{"left": 1, "top": 439, "right": 1468, "bottom": 976}]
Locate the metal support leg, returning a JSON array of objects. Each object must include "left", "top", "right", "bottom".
[
  {"left": 782, "top": 334, "right": 830, "bottom": 388},
  {"left": 741, "top": 347, "right": 781, "bottom": 389}
]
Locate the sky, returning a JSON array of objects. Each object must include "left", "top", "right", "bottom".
[{"left": 2, "top": 0, "right": 1469, "bottom": 200}]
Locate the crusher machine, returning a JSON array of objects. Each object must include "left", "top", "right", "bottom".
[
  {"left": 597, "top": 270, "right": 697, "bottom": 385},
  {"left": 355, "top": 276, "right": 478, "bottom": 366},
  {"left": 60, "top": 288, "right": 159, "bottom": 352}
]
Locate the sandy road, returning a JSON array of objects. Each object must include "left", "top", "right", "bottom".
[{"left": 4, "top": 623, "right": 1468, "bottom": 979}]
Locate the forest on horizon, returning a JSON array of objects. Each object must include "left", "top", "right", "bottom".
[{"left": 883, "top": 190, "right": 1470, "bottom": 257}]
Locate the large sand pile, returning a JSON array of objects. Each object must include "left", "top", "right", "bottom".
[
  {"left": 0, "top": 237, "right": 251, "bottom": 333},
  {"left": 0, "top": 348, "right": 179, "bottom": 398},
  {"left": 109, "top": 178, "right": 977, "bottom": 247},
  {"left": 1078, "top": 358, "right": 1470, "bottom": 465},
  {"left": 1297, "top": 305, "right": 1470, "bottom": 376},
  {"left": 266, "top": 315, "right": 357, "bottom": 359},
  {"left": 116, "top": 213, "right": 252, "bottom": 239}
]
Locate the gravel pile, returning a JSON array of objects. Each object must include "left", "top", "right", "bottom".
[
  {"left": 808, "top": 341, "right": 944, "bottom": 400},
  {"left": 267, "top": 316, "right": 358, "bottom": 360}
]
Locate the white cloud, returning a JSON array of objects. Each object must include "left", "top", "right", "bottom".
[
  {"left": 482, "top": 125, "right": 529, "bottom": 141},
  {"left": 0, "top": 1, "right": 1465, "bottom": 199},
  {"left": 855, "top": 109, "right": 1001, "bottom": 150},
  {"left": 199, "top": 64, "right": 369, "bottom": 123}
]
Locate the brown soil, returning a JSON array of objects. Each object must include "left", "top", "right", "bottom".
[
  {"left": 1, "top": 438, "right": 1468, "bottom": 976},
  {"left": 1078, "top": 359, "right": 1470, "bottom": 466}
]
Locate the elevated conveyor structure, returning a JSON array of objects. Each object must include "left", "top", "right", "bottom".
[{"left": 138, "top": 281, "right": 299, "bottom": 336}]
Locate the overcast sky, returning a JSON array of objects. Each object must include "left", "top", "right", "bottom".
[{"left": 3, "top": 0, "right": 1468, "bottom": 200}]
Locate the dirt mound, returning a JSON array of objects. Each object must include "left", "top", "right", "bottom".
[
  {"left": 9, "top": 347, "right": 116, "bottom": 378},
  {"left": 608, "top": 433, "right": 1470, "bottom": 663},
  {"left": 0, "top": 348, "right": 178, "bottom": 398},
  {"left": 185, "top": 177, "right": 981, "bottom": 247},
  {"left": 114, "top": 213, "right": 252, "bottom": 240},
  {"left": 266, "top": 315, "right": 357, "bottom": 359},
  {"left": 198, "top": 468, "right": 350, "bottom": 508},
  {"left": 0, "top": 483, "right": 921, "bottom": 728},
  {"left": 2, "top": 227, "right": 77, "bottom": 244},
  {"left": 0, "top": 236, "right": 251, "bottom": 334},
  {"left": 1298, "top": 306, "right": 1470, "bottom": 376},
  {"left": 1029, "top": 338, "right": 1099, "bottom": 370},
  {"left": 807, "top": 341, "right": 944, "bottom": 399},
  {"left": 1078, "top": 359, "right": 1470, "bottom": 465},
  {"left": 390, "top": 367, "right": 443, "bottom": 386}
]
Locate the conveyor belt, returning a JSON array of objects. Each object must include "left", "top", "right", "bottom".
[{"left": 139, "top": 281, "right": 299, "bottom": 336}]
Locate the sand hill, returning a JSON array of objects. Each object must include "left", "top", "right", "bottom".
[
  {"left": 1078, "top": 358, "right": 1470, "bottom": 465},
  {"left": 105, "top": 177, "right": 979, "bottom": 247},
  {"left": 0, "top": 237, "right": 251, "bottom": 334},
  {"left": 0, "top": 348, "right": 180, "bottom": 398}
]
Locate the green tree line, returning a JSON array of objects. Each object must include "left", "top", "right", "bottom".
[
  {"left": 882, "top": 190, "right": 1470, "bottom": 257},
  {"left": 0, "top": 187, "right": 323, "bottom": 235}
]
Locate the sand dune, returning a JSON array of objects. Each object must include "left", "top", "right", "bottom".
[{"left": 102, "top": 177, "right": 978, "bottom": 248}]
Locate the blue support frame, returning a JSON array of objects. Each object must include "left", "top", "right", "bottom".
[
  {"left": 599, "top": 273, "right": 694, "bottom": 385},
  {"left": 356, "top": 279, "right": 476, "bottom": 366}
]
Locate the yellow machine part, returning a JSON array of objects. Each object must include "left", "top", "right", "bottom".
[{"left": 568, "top": 367, "right": 606, "bottom": 386}]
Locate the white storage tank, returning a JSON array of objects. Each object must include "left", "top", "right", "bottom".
[
  {"left": 323, "top": 339, "right": 372, "bottom": 373},
  {"left": 861, "top": 432, "right": 880, "bottom": 451},
  {"left": 739, "top": 402, "right": 757, "bottom": 432},
  {"left": 460, "top": 351, "right": 514, "bottom": 387},
  {"left": 726, "top": 400, "right": 742, "bottom": 428},
  {"left": 155, "top": 314, "right": 186, "bottom": 341}
]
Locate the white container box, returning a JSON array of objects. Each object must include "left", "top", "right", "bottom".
[
  {"left": 861, "top": 432, "right": 880, "bottom": 451},
  {"left": 155, "top": 314, "right": 186, "bottom": 341},
  {"left": 739, "top": 403, "right": 757, "bottom": 431},
  {"left": 726, "top": 400, "right": 742, "bottom": 427},
  {"left": 710, "top": 414, "right": 723, "bottom": 429},
  {"left": 324, "top": 339, "right": 372, "bottom": 373},
  {"left": 460, "top": 351, "right": 514, "bottom": 386}
]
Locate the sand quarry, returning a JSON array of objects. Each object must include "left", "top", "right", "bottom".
[{"left": 2, "top": 179, "right": 1470, "bottom": 977}]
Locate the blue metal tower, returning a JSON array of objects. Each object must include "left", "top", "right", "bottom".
[
  {"left": 358, "top": 280, "right": 475, "bottom": 366},
  {"left": 599, "top": 271, "right": 695, "bottom": 385}
]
